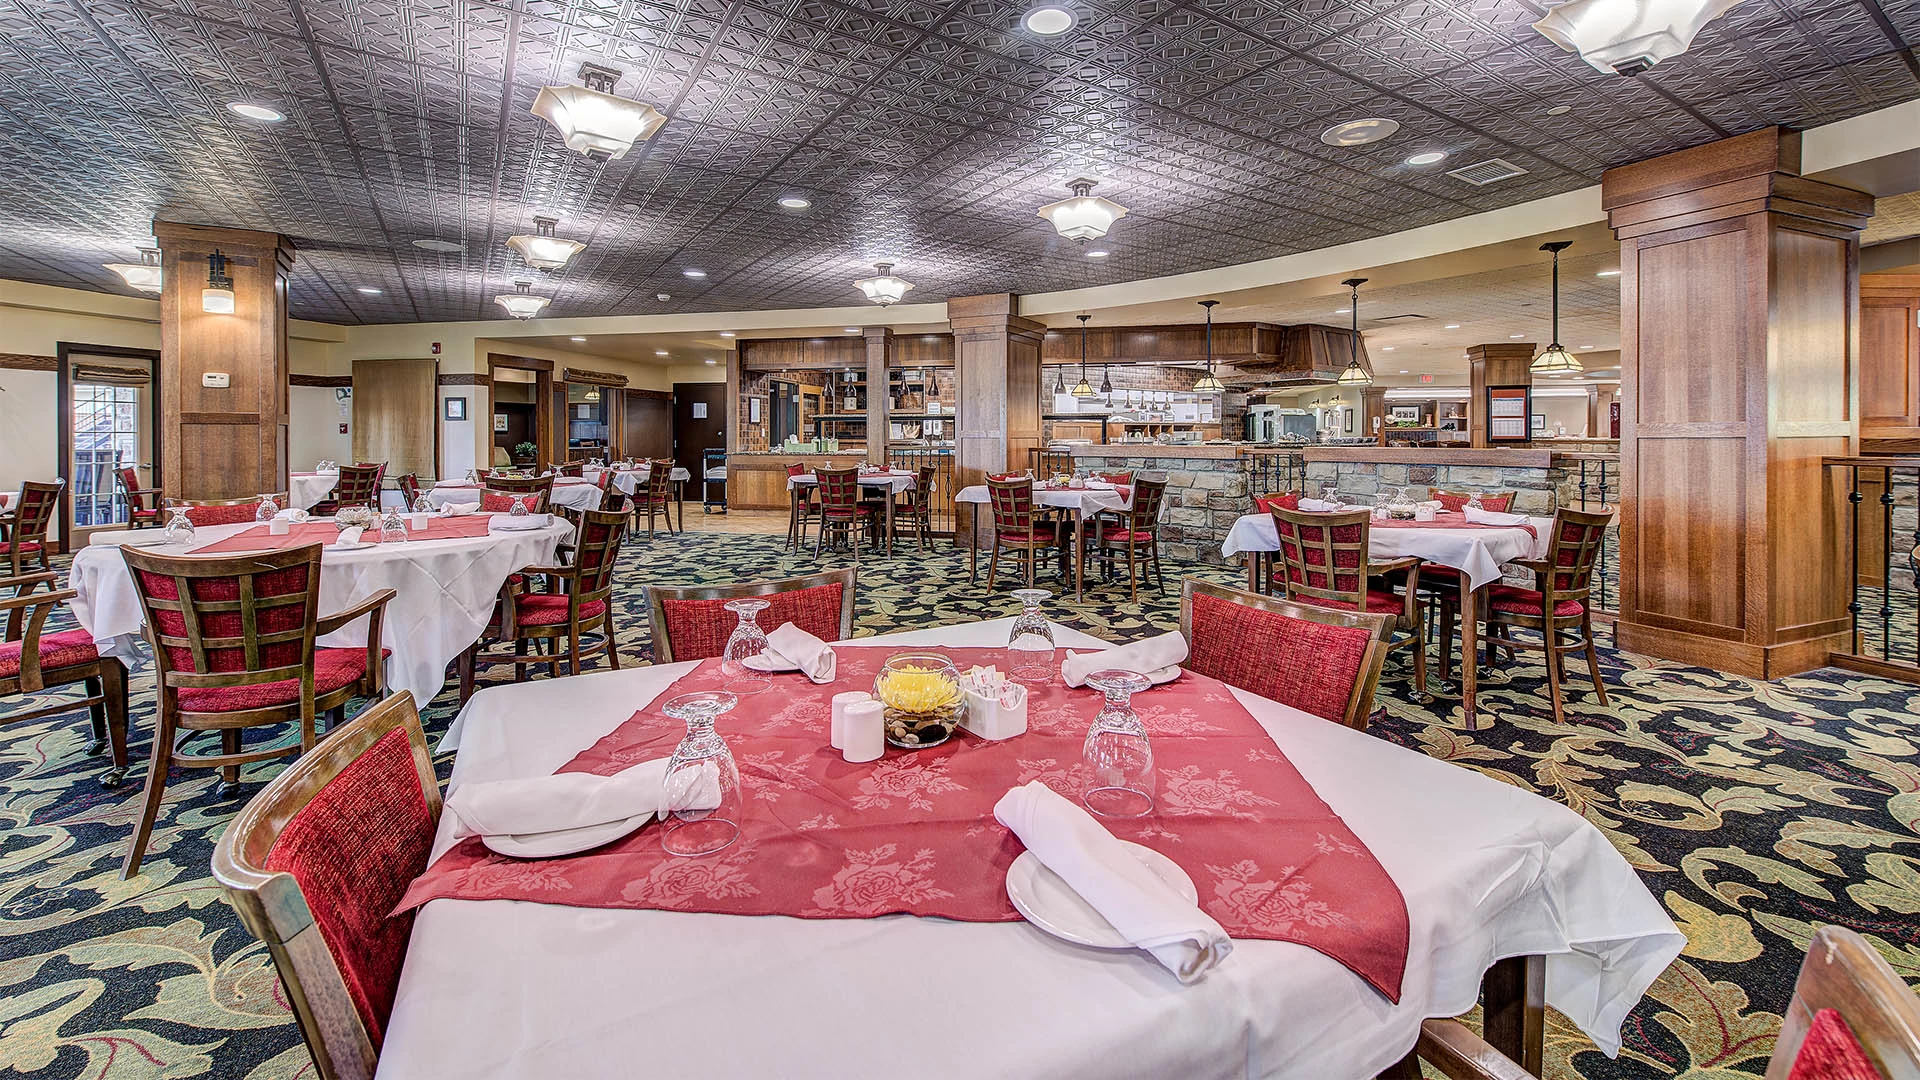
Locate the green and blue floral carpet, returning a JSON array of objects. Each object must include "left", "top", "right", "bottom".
[{"left": 1, "top": 533, "right": 1916, "bottom": 1079}]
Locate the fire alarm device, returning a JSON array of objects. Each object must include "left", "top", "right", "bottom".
[{"left": 431, "top": 342, "right": 442, "bottom": 354}]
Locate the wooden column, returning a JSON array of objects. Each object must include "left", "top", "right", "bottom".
[
  {"left": 1604, "top": 126, "right": 1873, "bottom": 678},
  {"left": 1466, "top": 343, "right": 1534, "bottom": 447},
  {"left": 1360, "top": 387, "right": 1388, "bottom": 441},
  {"left": 950, "top": 293, "right": 1045, "bottom": 545},
  {"left": 154, "top": 221, "right": 294, "bottom": 501},
  {"left": 1860, "top": 274, "right": 1920, "bottom": 454},
  {"left": 1585, "top": 385, "right": 1601, "bottom": 438},
  {"left": 864, "top": 327, "right": 892, "bottom": 460}
]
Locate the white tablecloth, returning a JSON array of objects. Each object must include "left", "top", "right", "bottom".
[
  {"left": 426, "top": 478, "right": 601, "bottom": 513},
  {"left": 954, "top": 482, "right": 1132, "bottom": 519},
  {"left": 788, "top": 471, "right": 917, "bottom": 495},
  {"left": 288, "top": 471, "right": 339, "bottom": 511},
  {"left": 1220, "top": 512, "right": 1551, "bottom": 591},
  {"left": 386, "top": 617, "right": 1681, "bottom": 1080},
  {"left": 68, "top": 519, "right": 572, "bottom": 706},
  {"left": 587, "top": 466, "right": 693, "bottom": 495}
]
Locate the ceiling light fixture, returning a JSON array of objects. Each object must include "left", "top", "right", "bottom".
[
  {"left": 1194, "top": 301, "right": 1226, "bottom": 394},
  {"left": 1596, "top": 269, "right": 1621, "bottom": 277},
  {"left": 1037, "top": 177, "right": 1128, "bottom": 242},
  {"left": 1444, "top": 323, "right": 1461, "bottom": 329},
  {"left": 655, "top": 350, "right": 670, "bottom": 357},
  {"left": 583, "top": 385, "right": 601, "bottom": 403},
  {"left": 1510, "top": 333, "right": 1526, "bottom": 339},
  {"left": 1072, "top": 314, "right": 1097, "bottom": 398},
  {"left": 493, "top": 280, "right": 550, "bottom": 320},
  {"left": 507, "top": 215, "right": 586, "bottom": 272},
  {"left": 844, "top": 327, "right": 861, "bottom": 333},
  {"left": 656, "top": 292, "right": 671, "bottom": 301},
  {"left": 719, "top": 331, "right": 736, "bottom": 338},
  {"left": 1024, "top": 6, "right": 1074, "bottom": 34},
  {"left": 1533, "top": 0, "right": 1740, "bottom": 74},
  {"left": 571, "top": 336, "right": 588, "bottom": 342},
  {"left": 1382, "top": 346, "right": 1395, "bottom": 351},
  {"left": 356, "top": 286, "right": 382, "bottom": 295},
  {"left": 778, "top": 195, "right": 811, "bottom": 209},
  {"left": 682, "top": 268, "right": 706, "bottom": 278},
  {"left": 1085, "top": 248, "right": 1109, "bottom": 258},
  {"left": 1320, "top": 117, "right": 1401, "bottom": 146},
  {"left": 854, "top": 261, "right": 914, "bottom": 306},
  {"left": 202, "top": 250, "right": 235, "bottom": 314},
  {"left": 1546, "top": 104, "right": 1573, "bottom": 116},
  {"left": 1531, "top": 240, "right": 1582, "bottom": 374},
  {"left": 531, "top": 63, "right": 667, "bottom": 160},
  {"left": 1405, "top": 151, "right": 1448, "bottom": 166},
  {"left": 1337, "top": 278, "right": 1373, "bottom": 386},
  {"left": 705, "top": 359, "right": 718, "bottom": 365},
  {"left": 227, "top": 102, "right": 284, "bottom": 122},
  {"left": 105, "top": 247, "right": 163, "bottom": 294}
]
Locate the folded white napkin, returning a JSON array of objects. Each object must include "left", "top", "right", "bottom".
[
  {"left": 1060, "top": 631, "right": 1189, "bottom": 689},
  {"left": 1085, "top": 479, "right": 1116, "bottom": 490},
  {"left": 450, "top": 759, "right": 672, "bottom": 841},
  {"left": 1464, "top": 506, "right": 1529, "bottom": 526},
  {"left": 274, "top": 508, "right": 311, "bottom": 523},
  {"left": 995, "top": 781, "right": 1231, "bottom": 983},
  {"left": 334, "top": 526, "right": 365, "bottom": 546},
  {"left": 1298, "top": 497, "right": 1343, "bottom": 512},
  {"left": 488, "top": 512, "right": 552, "bottom": 531},
  {"left": 437, "top": 501, "right": 480, "bottom": 516},
  {"left": 765, "top": 622, "right": 837, "bottom": 684}
]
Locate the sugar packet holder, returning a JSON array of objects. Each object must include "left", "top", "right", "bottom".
[{"left": 958, "top": 665, "right": 1027, "bottom": 741}]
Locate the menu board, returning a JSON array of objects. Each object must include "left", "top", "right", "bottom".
[{"left": 1487, "top": 386, "right": 1531, "bottom": 442}]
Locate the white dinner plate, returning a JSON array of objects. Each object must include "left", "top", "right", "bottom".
[
  {"left": 1005, "top": 841, "right": 1197, "bottom": 949},
  {"left": 483, "top": 811, "right": 658, "bottom": 859}
]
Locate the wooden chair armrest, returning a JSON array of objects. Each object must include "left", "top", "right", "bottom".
[
  {"left": 315, "top": 589, "right": 397, "bottom": 636},
  {"left": 1368, "top": 556, "right": 1421, "bottom": 576},
  {"left": 1511, "top": 558, "right": 1549, "bottom": 574},
  {"left": 0, "top": 585, "right": 73, "bottom": 612},
  {"left": 127, "top": 487, "right": 161, "bottom": 498},
  {"left": 0, "top": 570, "right": 59, "bottom": 595},
  {"left": 1414, "top": 1020, "right": 1539, "bottom": 1080},
  {"left": 517, "top": 564, "right": 576, "bottom": 578}
]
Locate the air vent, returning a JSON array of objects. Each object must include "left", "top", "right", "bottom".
[{"left": 1446, "top": 158, "right": 1529, "bottom": 186}]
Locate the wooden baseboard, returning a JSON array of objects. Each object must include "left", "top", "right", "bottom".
[
  {"left": 1616, "top": 621, "right": 1847, "bottom": 679},
  {"left": 1828, "top": 652, "right": 1920, "bottom": 685}
]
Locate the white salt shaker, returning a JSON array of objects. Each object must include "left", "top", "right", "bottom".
[
  {"left": 841, "top": 699, "right": 885, "bottom": 763},
  {"left": 267, "top": 517, "right": 291, "bottom": 536},
  {"left": 829, "top": 691, "right": 870, "bottom": 751},
  {"left": 408, "top": 511, "right": 430, "bottom": 530}
]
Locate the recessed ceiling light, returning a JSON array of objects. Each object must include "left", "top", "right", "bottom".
[
  {"left": 412, "top": 238, "right": 464, "bottom": 253},
  {"left": 682, "top": 269, "right": 706, "bottom": 278},
  {"left": 1509, "top": 333, "right": 1525, "bottom": 339},
  {"left": 355, "top": 286, "right": 382, "bottom": 295},
  {"left": 843, "top": 327, "right": 861, "bottom": 333},
  {"left": 705, "top": 359, "right": 718, "bottom": 365},
  {"left": 655, "top": 349, "right": 670, "bottom": 356},
  {"left": 1596, "top": 269, "right": 1621, "bottom": 277},
  {"left": 1320, "top": 117, "right": 1401, "bottom": 146},
  {"left": 656, "top": 292, "right": 671, "bottom": 301},
  {"left": 1024, "top": 6, "right": 1073, "bottom": 34},
  {"left": 1399, "top": 369, "right": 1409, "bottom": 374},
  {"left": 571, "top": 336, "right": 587, "bottom": 342},
  {"left": 1581, "top": 345, "right": 1596, "bottom": 349},
  {"left": 1382, "top": 346, "right": 1395, "bottom": 351},
  {"left": 719, "top": 331, "right": 736, "bottom": 337},
  {"left": 228, "top": 102, "right": 284, "bottom": 122},
  {"left": 1546, "top": 104, "right": 1572, "bottom": 116},
  {"left": 1444, "top": 323, "right": 1461, "bottom": 329},
  {"left": 1405, "top": 151, "right": 1448, "bottom": 166},
  {"left": 1334, "top": 308, "right": 1350, "bottom": 314},
  {"left": 778, "top": 196, "right": 811, "bottom": 209},
  {"left": 1085, "top": 249, "right": 1109, "bottom": 258}
]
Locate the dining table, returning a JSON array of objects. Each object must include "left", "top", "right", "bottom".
[
  {"left": 424, "top": 477, "right": 603, "bottom": 514},
  {"left": 953, "top": 480, "right": 1139, "bottom": 599},
  {"left": 787, "top": 469, "right": 918, "bottom": 556},
  {"left": 1220, "top": 509, "right": 1553, "bottom": 726},
  {"left": 67, "top": 514, "right": 573, "bottom": 706},
  {"left": 587, "top": 464, "right": 694, "bottom": 528},
  {"left": 382, "top": 615, "right": 1681, "bottom": 1080},
  {"left": 287, "top": 470, "right": 340, "bottom": 511}
]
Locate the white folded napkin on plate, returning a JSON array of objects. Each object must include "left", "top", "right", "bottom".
[
  {"left": 1298, "top": 497, "right": 1344, "bottom": 512},
  {"left": 447, "top": 758, "right": 716, "bottom": 858},
  {"left": 1464, "top": 506, "right": 1529, "bottom": 526},
  {"left": 1085, "top": 479, "right": 1116, "bottom": 490},
  {"left": 765, "top": 621, "right": 837, "bottom": 684},
  {"left": 333, "top": 526, "right": 366, "bottom": 546},
  {"left": 995, "top": 781, "right": 1231, "bottom": 983},
  {"left": 1060, "top": 630, "right": 1189, "bottom": 689},
  {"left": 487, "top": 513, "right": 551, "bottom": 531}
]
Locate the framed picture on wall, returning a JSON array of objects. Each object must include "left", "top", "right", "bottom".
[
  {"left": 1531, "top": 413, "right": 1546, "bottom": 431},
  {"left": 444, "top": 398, "right": 467, "bottom": 421},
  {"left": 748, "top": 397, "right": 763, "bottom": 424},
  {"left": 493, "top": 413, "right": 508, "bottom": 433},
  {"left": 1344, "top": 411, "right": 1354, "bottom": 433}
]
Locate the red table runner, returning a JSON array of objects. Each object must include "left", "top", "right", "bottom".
[
  {"left": 1372, "top": 511, "right": 1536, "bottom": 539},
  {"left": 191, "top": 515, "right": 494, "bottom": 554},
  {"left": 398, "top": 647, "right": 1409, "bottom": 1000}
]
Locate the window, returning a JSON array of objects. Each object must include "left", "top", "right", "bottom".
[{"left": 72, "top": 383, "right": 141, "bottom": 526}]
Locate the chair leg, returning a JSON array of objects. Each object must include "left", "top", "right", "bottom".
[
  {"left": 1152, "top": 543, "right": 1166, "bottom": 593},
  {"left": 1126, "top": 542, "right": 1137, "bottom": 603},
  {"left": 1543, "top": 628, "right": 1567, "bottom": 724},
  {"left": 85, "top": 674, "right": 109, "bottom": 755},
  {"left": 459, "top": 645, "right": 476, "bottom": 702},
  {"left": 988, "top": 544, "right": 1001, "bottom": 590},
  {"left": 122, "top": 706, "right": 176, "bottom": 878},
  {"left": 1438, "top": 601, "right": 1456, "bottom": 681},
  {"left": 100, "top": 660, "right": 130, "bottom": 788},
  {"left": 1581, "top": 616, "right": 1608, "bottom": 705},
  {"left": 1410, "top": 615, "right": 1428, "bottom": 699}
]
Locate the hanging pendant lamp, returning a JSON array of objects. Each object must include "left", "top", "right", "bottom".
[
  {"left": 1337, "top": 278, "right": 1372, "bottom": 386},
  {"left": 1071, "top": 314, "right": 1096, "bottom": 398},
  {"left": 1531, "top": 241, "right": 1582, "bottom": 374},
  {"left": 1100, "top": 355, "right": 1112, "bottom": 395},
  {"left": 1193, "top": 300, "right": 1226, "bottom": 393}
]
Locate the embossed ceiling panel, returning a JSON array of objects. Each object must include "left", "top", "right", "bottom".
[{"left": 0, "top": 0, "right": 1913, "bottom": 323}]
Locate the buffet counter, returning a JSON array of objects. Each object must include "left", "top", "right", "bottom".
[{"left": 727, "top": 451, "right": 869, "bottom": 510}]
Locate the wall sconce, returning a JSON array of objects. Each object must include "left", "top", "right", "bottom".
[{"left": 202, "top": 250, "right": 235, "bottom": 314}]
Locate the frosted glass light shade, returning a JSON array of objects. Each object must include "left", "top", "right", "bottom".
[
  {"left": 1532, "top": 0, "right": 1743, "bottom": 74},
  {"left": 1531, "top": 344, "right": 1583, "bottom": 374},
  {"left": 506, "top": 231, "right": 586, "bottom": 271},
  {"left": 1038, "top": 179, "right": 1129, "bottom": 242},
  {"left": 201, "top": 286, "right": 235, "bottom": 314},
  {"left": 530, "top": 83, "right": 666, "bottom": 160},
  {"left": 854, "top": 262, "right": 913, "bottom": 305}
]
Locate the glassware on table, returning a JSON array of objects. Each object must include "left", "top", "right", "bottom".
[
  {"left": 1081, "top": 669, "right": 1156, "bottom": 818},
  {"left": 161, "top": 505, "right": 196, "bottom": 546},
  {"left": 659, "top": 691, "right": 742, "bottom": 857},
  {"left": 1319, "top": 481, "right": 1339, "bottom": 504},
  {"left": 254, "top": 493, "right": 279, "bottom": 523},
  {"left": 465, "top": 468, "right": 479, "bottom": 484},
  {"left": 1007, "top": 588, "right": 1056, "bottom": 685},
  {"left": 719, "top": 598, "right": 772, "bottom": 695},
  {"left": 508, "top": 498, "right": 529, "bottom": 517},
  {"left": 379, "top": 506, "right": 409, "bottom": 543},
  {"left": 1466, "top": 490, "right": 1484, "bottom": 512},
  {"left": 873, "top": 651, "right": 966, "bottom": 749}
]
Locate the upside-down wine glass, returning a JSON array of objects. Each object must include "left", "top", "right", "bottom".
[
  {"left": 161, "top": 505, "right": 196, "bottom": 546},
  {"left": 1081, "top": 668, "right": 1156, "bottom": 818},
  {"left": 720, "top": 598, "right": 772, "bottom": 695},
  {"left": 1007, "top": 588, "right": 1056, "bottom": 685},
  {"left": 660, "top": 691, "right": 742, "bottom": 857},
  {"left": 255, "top": 493, "right": 279, "bottom": 523}
]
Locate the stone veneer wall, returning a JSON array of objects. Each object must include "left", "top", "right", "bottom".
[
  {"left": 1306, "top": 459, "right": 1569, "bottom": 516},
  {"left": 1074, "top": 452, "right": 1248, "bottom": 564}
]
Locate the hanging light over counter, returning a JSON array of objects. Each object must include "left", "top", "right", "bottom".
[
  {"left": 201, "top": 250, "right": 235, "bottom": 314},
  {"left": 507, "top": 215, "right": 586, "bottom": 272},
  {"left": 1337, "top": 278, "right": 1372, "bottom": 386},
  {"left": 854, "top": 261, "right": 913, "bottom": 306},
  {"left": 1071, "top": 314, "right": 1097, "bottom": 398},
  {"left": 531, "top": 63, "right": 667, "bottom": 160},
  {"left": 1532, "top": 241, "right": 1582, "bottom": 374},
  {"left": 1193, "top": 300, "right": 1226, "bottom": 393},
  {"left": 1038, "top": 177, "right": 1129, "bottom": 242},
  {"left": 1532, "top": 0, "right": 1741, "bottom": 75},
  {"left": 106, "top": 247, "right": 163, "bottom": 294},
  {"left": 494, "top": 280, "right": 551, "bottom": 320}
]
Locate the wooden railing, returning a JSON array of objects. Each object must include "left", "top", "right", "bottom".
[{"left": 1825, "top": 456, "right": 1920, "bottom": 681}]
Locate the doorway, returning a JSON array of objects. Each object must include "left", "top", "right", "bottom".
[
  {"left": 622, "top": 389, "right": 673, "bottom": 461},
  {"left": 56, "top": 343, "right": 161, "bottom": 551},
  {"left": 486, "top": 356, "right": 553, "bottom": 469},
  {"left": 673, "top": 383, "right": 727, "bottom": 480}
]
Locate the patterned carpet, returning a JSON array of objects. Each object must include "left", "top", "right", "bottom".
[{"left": 2, "top": 531, "right": 1917, "bottom": 1080}]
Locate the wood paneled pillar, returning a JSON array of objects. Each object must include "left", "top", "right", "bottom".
[
  {"left": 864, "top": 327, "right": 892, "bottom": 460},
  {"left": 1604, "top": 126, "right": 1873, "bottom": 678},
  {"left": 1466, "top": 343, "right": 1534, "bottom": 447},
  {"left": 1860, "top": 274, "right": 1920, "bottom": 454},
  {"left": 154, "top": 221, "right": 295, "bottom": 501},
  {"left": 950, "top": 293, "right": 1045, "bottom": 545}
]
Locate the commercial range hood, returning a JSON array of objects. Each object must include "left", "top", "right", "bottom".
[{"left": 1038, "top": 320, "right": 1369, "bottom": 392}]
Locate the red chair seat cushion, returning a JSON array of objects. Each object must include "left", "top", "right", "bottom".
[
  {"left": 1786, "top": 1008, "right": 1885, "bottom": 1080},
  {"left": 2, "top": 540, "right": 44, "bottom": 555},
  {"left": 1281, "top": 587, "right": 1406, "bottom": 614},
  {"left": 497, "top": 595, "right": 607, "bottom": 627},
  {"left": 1488, "top": 585, "right": 1585, "bottom": 617},
  {"left": 1418, "top": 565, "right": 1460, "bottom": 583},
  {"left": 1186, "top": 593, "right": 1375, "bottom": 724},
  {"left": 659, "top": 583, "right": 846, "bottom": 662},
  {"left": 130, "top": 508, "right": 161, "bottom": 520},
  {"left": 996, "top": 528, "right": 1052, "bottom": 544},
  {"left": 1098, "top": 526, "right": 1154, "bottom": 543},
  {"left": 821, "top": 505, "right": 874, "bottom": 519},
  {"left": 0, "top": 628, "right": 99, "bottom": 679},
  {"left": 176, "top": 647, "right": 388, "bottom": 713}
]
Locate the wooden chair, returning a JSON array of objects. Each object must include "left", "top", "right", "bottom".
[
  {"left": 1269, "top": 506, "right": 1428, "bottom": 701},
  {"left": 814, "top": 466, "right": 880, "bottom": 563},
  {"left": 170, "top": 494, "right": 291, "bottom": 527},
  {"left": 395, "top": 473, "right": 423, "bottom": 511},
  {"left": 1, "top": 480, "right": 63, "bottom": 576},
  {"left": 557, "top": 461, "right": 585, "bottom": 477},
  {"left": 118, "top": 543, "right": 394, "bottom": 878},
  {"left": 1179, "top": 579, "right": 1391, "bottom": 730},
  {"left": 313, "top": 463, "right": 385, "bottom": 516},
  {"left": 1085, "top": 476, "right": 1168, "bottom": 601},
  {"left": 1445, "top": 506, "right": 1612, "bottom": 725},
  {"left": 893, "top": 464, "right": 940, "bottom": 550},
  {"left": 459, "top": 508, "right": 628, "bottom": 698},
  {"left": 1432, "top": 488, "right": 1517, "bottom": 512},
  {"left": 480, "top": 473, "right": 554, "bottom": 514},
  {"left": 646, "top": 568, "right": 856, "bottom": 663},
  {"left": 118, "top": 467, "right": 162, "bottom": 529},
  {"left": 986, "top": 475, "right": 1056, "bottom": 590},
  {"left": 785, "top": 463, "right": 819, "bottom": 551},
  {"left": 632, "top": 465, "right": 677, "bottom": 538},
  {"left": 0, "top": 571, "right": 131, "bottom": 786},
  {"left": 211, "top": 690, "right": 440, "bottom": 1080}
]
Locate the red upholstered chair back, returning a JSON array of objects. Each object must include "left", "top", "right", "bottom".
[
  {"left": 816, "top": 467, "right": 863, "bottom": 515},
  {"left": 1127, "top": 477, "right": 1167, "bottom": 527},
  {"left": 1093, "top": 471, "right": 1134, "bottom": 484},
  {"left": 987, "top": 476, "right": 1036, "bottom": 533},
  {"left": 1270, "top": 507, "right": 1372, "bottom": 607},
  {"left": 334, "top": 464, "right": 385, "bottom": 510},
  {"left": 1539, "top": 506, "right": 1612, "bottom": 602},
  {"left": 10, "top": 480, "right": 63, "bottom": 543},
  {"left": 1432, "top": 488, "right": 1515, "bottom": 513},
  {"left": 481, "top": 473, "right": 552, "bottom": 513},
  {"left": 647, "top": 568, "right": 856, "bottom": 663},
  {"left": 173, "top": 496, "right": 286, "bottom": 527},
  {"left": 557, "top": 462, "right": 584, "bottom": 477},
  {"left": 479, "top": 492, "right": 544, "bottom": 514},
  {"left": 121, "top": 543, "right": 322, "bottom": 703},
  {"left": 212, "top": 691, "right": 441, "bottom": 1077},
  {"left": 1767, "top": 926, "right": 1920, "bottom": 1080},
  {"left": 572, "top": 509, "right": 628, "bottom": 601},
  {"left": 1254, "top": 491, "right": 1300, "bottom": 514},
  {"left": 786, "top": 462, "right": 809, "bottom": 478},
  {"left": 118, "top": 468, "right": 155, "bottom": 515},
  {"left": 395, "top": 474, "right": 422, "bottom": 511},
  {"left": 1179, "top": 581, "right": 1391, "bottom": 729}
]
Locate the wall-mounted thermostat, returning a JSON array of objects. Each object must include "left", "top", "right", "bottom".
[{"left": 202, "top": 372, "right": 230, "bottom": 388}]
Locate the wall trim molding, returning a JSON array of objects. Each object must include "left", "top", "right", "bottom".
[
  {"left": 563, "top": 366, "right": 630, "bottom": 388},
  {"left": 289, "top": 373, "right": 352, "bottom": 387},
  {"left": 0, "top": 353, "right": 57, "bottom": 371},
  {"left": 439, "top": 373, "right": 489, "bottom": 386}
]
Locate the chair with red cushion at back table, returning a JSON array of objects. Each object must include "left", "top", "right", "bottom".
[
  {"left": 1269, "top": 506, "right": 1428, "bottom": 702},
  {"left": 646, "top": 568, "right": 856, "bottom": 663},
  {"left": 1179, "top": 578, "right": 1391, "bottom": 730}
]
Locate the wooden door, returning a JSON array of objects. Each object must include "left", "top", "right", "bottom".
[
  {"left": 622, "top": 390, "right": 672, "bottom": 460},
  {"left": 352, "top": 359, "right": 439, "bottom": 480},
  {"left": 673, "top": 383, "right": 727, "bottom": 478}
]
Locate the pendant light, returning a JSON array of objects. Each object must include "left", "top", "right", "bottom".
[
  {"left": 531, "top": 63, "right": 667, "bottom": 160},
  {"left": 1053, "top": 362, "right": 1066, "bottom": 396},
  {"left": 1037, "top": 178, "right": 1129, "bottom": 242},
  {"left": 493, "top": 280, "right": 551, "bottom": 320},
  {"left": 1193, "top": 300, "right": 1226, "bottom": 393},
  {"left": 1071, "top": 314, "right": 1096, "bottom": 398},
  {"left": 201, "top": 250, "right": 235, "bottom": 314},
  {"left": 1532, "top": 0, "right": 1740, "bottom": 75},
  {"left": 1531, "top": 241, "right": 1582, "bottom": 374},
  {"left": 854, "top": 261, "right": 913, "bottom": 305},
  {"left": 507, "top": 215, "right": 586, "bottom": 272},
  {"left": 1336, "top": 278, "right": 1372, "bottom": 386},
  {"left": 583, "top": 384, "right": 601, "bottom": 403},
  {"left": 106, "top": 247, "right": 163, "bottom": 294},
  {"left": 1099, "top": 353, "right": 1112, "bottom": 395}
]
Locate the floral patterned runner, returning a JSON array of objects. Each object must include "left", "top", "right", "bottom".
[{"left": 397, "top": 647, "right": 1409, "bottom": 1000}]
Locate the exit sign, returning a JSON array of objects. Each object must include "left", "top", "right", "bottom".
[{"left": 1419, "top": 373, "right": 1435, "bottom": 384}]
